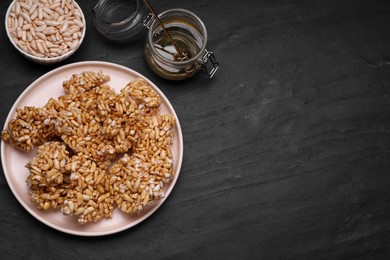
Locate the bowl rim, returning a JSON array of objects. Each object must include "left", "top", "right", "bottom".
[{"left": 5, "top": 0, "right": 86, "bottom": 62}]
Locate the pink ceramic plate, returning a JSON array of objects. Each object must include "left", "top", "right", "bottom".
[{"left": 1, "top": 61, "right": 183, "bottom": 236}]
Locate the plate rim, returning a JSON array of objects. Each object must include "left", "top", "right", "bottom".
[{"left": 1, "top": 61, "right": 183, "bottom": 236}]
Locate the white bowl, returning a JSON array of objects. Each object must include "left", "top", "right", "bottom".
[{"left": 5, "top": 0, "right": 86, "bottom": 65}]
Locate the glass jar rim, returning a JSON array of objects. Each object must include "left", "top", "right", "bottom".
[{"left": 147, "top": 8, "right": 208, "bottom": 66}]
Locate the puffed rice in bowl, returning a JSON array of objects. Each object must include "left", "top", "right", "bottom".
[{"left": 5, "top": 0, "right": 86, "bottom": 65}]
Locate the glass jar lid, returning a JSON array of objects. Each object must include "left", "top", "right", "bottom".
[{"left": 93, "top": 0, "right": 148, "bottom": 43}]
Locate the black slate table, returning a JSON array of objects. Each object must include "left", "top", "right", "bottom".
[{"left": 1, "top": 0, "right": 390, "bottom": 259}]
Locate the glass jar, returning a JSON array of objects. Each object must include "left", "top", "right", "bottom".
[
  {"left": 144, "top": 9, "right": 218, "bottom": 80},
  {"left": 93, "top": 0, "right": 218, "bottom": 80}
]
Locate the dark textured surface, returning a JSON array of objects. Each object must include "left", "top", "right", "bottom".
[{"left": 1, "top": 0, "right": 390, "bottom": 259}]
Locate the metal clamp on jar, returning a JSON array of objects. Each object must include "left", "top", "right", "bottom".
[{"left": 92, "top": 0, "right": 219, "bottom": 81}]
